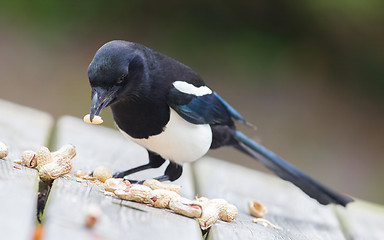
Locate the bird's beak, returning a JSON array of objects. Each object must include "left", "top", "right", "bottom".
[{"left": 89, "top": 87, "right": 118, "bottom": 122}]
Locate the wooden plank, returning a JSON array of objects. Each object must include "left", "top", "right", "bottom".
[
  {"left": 43, "top": 177, "right": 202, "bottom": 240},
  {"left": 0, "top": 99, "right": 53, "bottom": 240},
  {"left": 42, "top": 115, "right": 202, "bottom": 240},
  {"left": 335, "top": 200, "right": 384, "bottom": 240},
  {"left": 193, "top": 157, "right": 347, "bottom": 240},
  {"left": 0, "top": 99, "right": 53, "bottom": 156}
]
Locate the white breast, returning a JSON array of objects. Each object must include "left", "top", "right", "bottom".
[{"left": 118, "top": 109, "right": 212, "bottom": 163}]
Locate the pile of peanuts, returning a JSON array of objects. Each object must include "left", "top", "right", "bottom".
[
  {"left": 73, "top": 166, "right": 113, "bottom": 185},
  {"left": 16, "top": 144, "right": 76, "bottom": 182},
  {"left": 3, "top": 138, "right": 272, "bottom": 230},
  {"left": 104, "top": 178, "right": 238, "bottom": 230}
]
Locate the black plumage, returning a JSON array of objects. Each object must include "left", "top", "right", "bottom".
[{"left": 87, "top": 40, "right": 353, "bottom": 206}]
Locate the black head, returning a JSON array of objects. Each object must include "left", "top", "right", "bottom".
[{"left": 87, "top": 40, "right": 144, "bottom": 121}]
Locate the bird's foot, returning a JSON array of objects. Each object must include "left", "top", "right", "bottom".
[
  {"left": 112, "top": 170, "right": 128, "bottom": 179},
  {"left": 112, "top": 161, "right": 182, "bottom": 184}
]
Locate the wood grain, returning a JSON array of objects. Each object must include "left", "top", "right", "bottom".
[
  {"left": 335, "top": 200, "right": 384, "bottom": 240},
  {"left": 42, "top": 115, "right": 202, "bottom": 240},
  {"left": 193, "top": 157, "right": 347, "bottom": 240},
  {"left": 43, "top": 177, "right": 202, "bottom": 240},
  {"left": 0, "top": 99, "right": 53, "bottom": 240}
]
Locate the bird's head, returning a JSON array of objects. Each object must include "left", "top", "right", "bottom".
[{"left": 87, "top": 40, "right": 143, "bottom": 122}]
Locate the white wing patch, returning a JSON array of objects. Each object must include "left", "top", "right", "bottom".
[{"left": 173, "top": 81, "right": 212, "bottom": 96}]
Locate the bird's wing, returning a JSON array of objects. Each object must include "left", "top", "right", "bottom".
[{"left": 167, "top": 81, "right": 247, "bottom": 125}]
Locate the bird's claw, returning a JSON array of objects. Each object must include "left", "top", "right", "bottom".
[{"left": 112, "top": 171, "right": 126, "bottom": 178}]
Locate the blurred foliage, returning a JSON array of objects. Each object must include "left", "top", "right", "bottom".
[
  {"left": 1, "top": 0, "right": 384, "bottom": 204},
  {"left": 0, "top": 0, "right": 383, "bottom": 93}
]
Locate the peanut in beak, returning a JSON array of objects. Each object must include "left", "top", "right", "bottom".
[{"left": 83, "top": 114, "right": 103, "bottom": 124}]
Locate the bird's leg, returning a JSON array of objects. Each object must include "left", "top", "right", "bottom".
[
  {"left": 135, "top": 161, "right": 183, "bottom": 184},
  {"left": 112, "top": 151, "right": 165, "bottom": 178},
  {"left": 155, "top": 162, "right": 183, "bottom": 182}
]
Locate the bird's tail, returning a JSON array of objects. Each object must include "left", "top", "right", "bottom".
[{"left": 233, "top": 131, "right": 353, "bottom": 206}]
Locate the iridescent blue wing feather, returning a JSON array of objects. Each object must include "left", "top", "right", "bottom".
[{"left": 168, "top": 87, "right": 233, "bottom": 125}]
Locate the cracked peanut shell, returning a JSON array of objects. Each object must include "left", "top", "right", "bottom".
[
  {"left": 149, "top": 189, "right": 180, "bottom": 208},
  {"left": 115, "top": 184, "right": 152, "bottom": 203},
  {"left": 104, "top": 178, "right": 128, "bottom": 192},
  {"left": 21, "top": 150, "right": 37, "bottom": 168},
  {"left": 248, "top": 200, "right": 267, "bottom": 218},
  {"left": 198, "top": 201, "right": 220, "bottom": 230},
  {"left": 169, "top": 197, "right": 202, "bottom": 218},
  {"left": 210, "top": 199, "right": 238, "bottom": 222}
]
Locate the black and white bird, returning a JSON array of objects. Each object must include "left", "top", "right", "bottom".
[{"left": 87, "top": 40, "right": 353, "bottom": 206}]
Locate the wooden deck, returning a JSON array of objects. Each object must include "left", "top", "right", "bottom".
[{"left": 1, "top": 98, "right": 384, "bottom": 240}]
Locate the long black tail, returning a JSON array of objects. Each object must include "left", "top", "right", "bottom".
[{"left": 233, "top": 130, "right": 353, "bottom": 206}]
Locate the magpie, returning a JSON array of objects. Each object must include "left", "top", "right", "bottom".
[{"left": 87, "top": 40, "right": 353, "bottom": 206}]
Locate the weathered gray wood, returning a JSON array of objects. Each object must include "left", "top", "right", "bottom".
[
  {"left": 335, "top": 200, "right": 384, "bottom": 240},
  {"left": 0, "top": 99, "right": 53, "bottom": 240},
  {"left": 43, "top": 177, "right": 202, "bottom": 240},
  {"left": 42, "top": 115, "right": 202, "bottom": 240},
  {"left": 194, "top": 157, "right": 347, "bottom": 240},
  {"left": 0, "top": 99, "right": 53, "bottom": 158}
]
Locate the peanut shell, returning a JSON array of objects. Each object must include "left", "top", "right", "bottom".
[
  {"left": 21, "top": 150, "right": 37, "bottom": 168},
  {"left": 84, "top": 204, "right": 102, "bottom": 228},
  {"left": 149, "top": 189, "right": 180, "bottom": 208},
  {"left": 143, "top": 179, "right": 181, "bottom": 193},
  {"left": 52, "top": 144, "right": 76, "bottom": 160},
  {"left": 169, "top": 197, "right": 202, "bottom": 218},
  {"left": 198, "top": 202, "right": 220, "bottom": 230},
  {"left": 0, "top": 142, "right": 8, "bottom": 159},
  {"left": 196, "top": 196, "right": 210, "bottom": 204},
  {"left": 210, "top": 199, "right": 238, "bottom": 222},
  {"left": 93, "top": 166, "right": 112, "bottom": 183},
  {"left": 36, "top": 146, "right": 53, "bottom": 168},
  {"left": 115, "top": 184, "right": 152, "bottom": 203},
  {"left": 83, "top": 114, "right": 103, "bottom": 124},
  {"left": 39, "top": 156, "right": 72, "bottom": 181},
  {"left": 74, "top": 170, "right": 87, "bottom": 177},
  {"left": 104, "top": 178, "right": 128, "bottom": 192},
  {"left": 220, "top": 203, "right": 238, "bottom": 222},
  {"left": 248, "top": 200, "right": 267, "bottom": 218}
]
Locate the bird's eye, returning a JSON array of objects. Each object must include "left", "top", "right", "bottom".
[{"left": 116, "top": 74, "right": 126, "bottom": 85}]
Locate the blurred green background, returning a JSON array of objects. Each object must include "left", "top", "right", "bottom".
[{"left": 0, "top": 1, "right": 383, "bottom": 204}]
